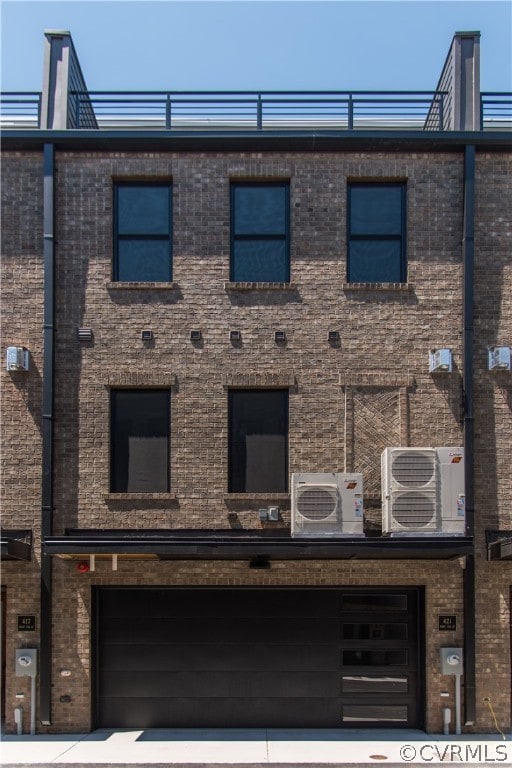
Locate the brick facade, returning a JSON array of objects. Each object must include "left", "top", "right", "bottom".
[{"left": 1, "top": 31, "right": 511, "bottom": 736}]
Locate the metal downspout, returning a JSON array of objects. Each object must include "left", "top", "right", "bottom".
[
  {"left": 40, "top": 142, "right": 55, "bottom": 725},
  {"left": 462, "top": 143, "right": 476, "bottom": 726}
]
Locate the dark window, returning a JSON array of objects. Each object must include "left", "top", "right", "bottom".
[
  {"left": 114, "top": 183, "right": 172, "bottom": 282},
  {"left": 111, "top": 390, "right": 170, "bottom": 492},
  {"left": 229, "top": 390, "right": 288, "bottom": 492},
  {"left": 342, "top": 649, "right": 409, "bottom": 666},
  {"left": 343, "top": 623, "right": 408, "bottom": 640},
  {"left": 231, "top": 183, "right": 290, "bottom": 282},
  {"left": 341, "top": 593, "right": 409, "bottom": 611},
  {"left": 347, "top": 183, "right": 406, "bottom": 282}
]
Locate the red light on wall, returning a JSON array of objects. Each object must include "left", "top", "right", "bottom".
[{"left": 77, "top": 561, "right": 90, "bottom": 573}]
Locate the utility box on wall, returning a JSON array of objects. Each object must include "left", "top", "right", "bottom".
[
  {"left": 440, "top": 647, "right": 463, "bottom": 676},
  {"left": 15, "top": 649, "right": 37, "bottom": 677}
]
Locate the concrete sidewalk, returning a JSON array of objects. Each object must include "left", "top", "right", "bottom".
[{"left": 0, "top": 729, "right": 510, "bottom": 765}]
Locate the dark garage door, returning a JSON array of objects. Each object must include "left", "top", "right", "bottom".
[{"left": 94, "top": 587, "right": 422, "bottom": 728}]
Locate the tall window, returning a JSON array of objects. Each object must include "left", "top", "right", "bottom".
[
  {"left": 110, "top": 390, "right": 170, "bottom": 492},
  {"left": 347, "top": 183, "right": 406, "bottom": 283},
  {"left": 229, "top": 390, "right": 288, "bottom": 493},
  {"left": 114, "top": 182, "right": 172, "bottom": 282},
  {"left": 231, "top": 182, "right": 290, "bottom": 282}
]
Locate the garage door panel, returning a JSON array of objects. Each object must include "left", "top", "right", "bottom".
[
  {"left": 100, "top": 642, "right": 340, "bottom": 671},
  {"left": 100, "top": 589, "right": 338, "bottom": 619},
  {"left": 99, "top": 696, "right": 341, "bottom": 729},
  {"left": 95, "top": 588, "right": 422, "bottom": 729},
  {"left": 100, "top": 670, "right": 339, "bottom": 698},
  {"left": 101, "top": 617, "right": 339, "bottom": 644}
]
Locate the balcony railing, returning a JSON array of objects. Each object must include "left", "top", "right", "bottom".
[{"left": 1, "top": 89, "right": 511, "bottom": 131}]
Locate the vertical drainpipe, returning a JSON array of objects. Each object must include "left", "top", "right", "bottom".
[
  {"left": 40, "top": 142, "right": 55, "bottom": 726},
  {"left": 462, "top": 143, "right": 476, "bottom": 726}
]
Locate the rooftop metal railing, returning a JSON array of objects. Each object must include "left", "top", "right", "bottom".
[
  {"left": 70, "top": 90, "right": 448, "bottom": 130},
  {"left": 1, "top": 89, "right": 511, "bottom": 131},
  {"left": 481, "top": 92, "right": 512, "bottom": 130},
  {"left": 0, "top": 92, "right": 41, "bottom": 127}
]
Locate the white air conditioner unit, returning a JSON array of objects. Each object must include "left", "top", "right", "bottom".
[
  {"left": 382, "top": 448, "right": 437, "bottom": 534},
  {"left": 382, "top": 447, "right": 465, "bottom": 535},
  {"left": 488, "top": 346, "right": 511, "bottom": 371},
  {"left": 291, "top": 472, "right": 363, "bottom": 537}
]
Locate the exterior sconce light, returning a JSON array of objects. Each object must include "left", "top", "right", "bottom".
[
  {"left": 230, "top": 330, "right": 242, "bottom": 343},
  {"left": 275, "top": 330, "right": 286, "bottom": 344},
  {"left": 488, "top": 346, "right": 511, "bottom": 371},
  {"left": 429, "top": 348, "right": 453, "bottom": 373},
  {"left": 6, "top": 346, "right": 29, "bottom": 371},
  {"left": 190, "top": 329, "right": 202, "bottom": 342},
  {"left": 141, "top": 330, "right": 153, "bottom": 341}
]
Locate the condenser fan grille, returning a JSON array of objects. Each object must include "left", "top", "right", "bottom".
[
  {"left": 391, "top": 492, "right": 436, "bottom": 528},
  {"left": 296, "top": 486, "right": 338, "bottom": 521},
  {"left": 392, "top": 452, "right": 435, "bottom": 487}
]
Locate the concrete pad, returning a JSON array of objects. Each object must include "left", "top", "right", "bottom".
[
  {"left": 55, "top": 728, "right": 270, "bottom": 764},
  {"left": 1, "top": 728, "right": 510, "bottom": 765},
  {"left": 0, "top": 735, "right": 90, "bottom": 764}
]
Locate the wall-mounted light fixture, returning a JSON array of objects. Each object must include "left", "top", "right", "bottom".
[
  {"left": 141, "top": 330, "right": 153, "bottom": 341},
  {"left": 190, "top": 329, "right": 202, "bottom": 342},
  {"left": 275, "top": 330, "right": 286, "bottom": 344},
  {"left": 6, "top": 346, "right": 29, "bottom": 371},
  {"left": 77, "top": 328, "right": 93, "bottom": 342},
  {"left": 488, "top": 346, "right": 511, "bottom": 371},
  {"left": 230, "top": 330, "right": 242, "bottom": 343},
  {"left": 429, "top": 348, "right": 453, "bottom": 373},
  {"left": 328, "top": 330, "right": 340, "bottom": 345}
]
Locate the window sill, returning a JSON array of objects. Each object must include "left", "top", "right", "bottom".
[
  {"left": 104, "top": 493, "right": 177, "bottom": 501},
  {"left": 342, "top": 282, "right": 413, "bottom": 292},
  {"left": 224, "top": 493, "right": 290, "bottom": 502},
  {"left": 107, "top": 281, "right": 179, "bottom": 290},
  {"left": 225, "top": 281, "right": 297, "bottom": 292}
]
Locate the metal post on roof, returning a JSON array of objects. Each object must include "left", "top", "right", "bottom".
[
  {"left": 166, "top": 93, "right": 171, "bottom": 129},
  {"left": 348, "top": 93, "right": 354, "bottom": 130},
  {"left": 256, "top": 94, "right": 263, "bottom": 130}
]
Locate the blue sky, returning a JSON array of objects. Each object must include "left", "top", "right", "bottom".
[{"left": 1, "top": 0, "right": 511, "bottom": 92}]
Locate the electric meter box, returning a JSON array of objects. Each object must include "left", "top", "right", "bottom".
[
  {"left": 15, "top": 648, "right": 37, "bottom": 677},
  {"left": 440, "top": 647, "right": 463, "bottom": 676}
]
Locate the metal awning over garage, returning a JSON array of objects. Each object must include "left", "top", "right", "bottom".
[
  {"left": 0, "top": 529, "right": 32, "bottom": 561},
  {"left": 44, "top": 529, "right": 473, "bottom": 561}
]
